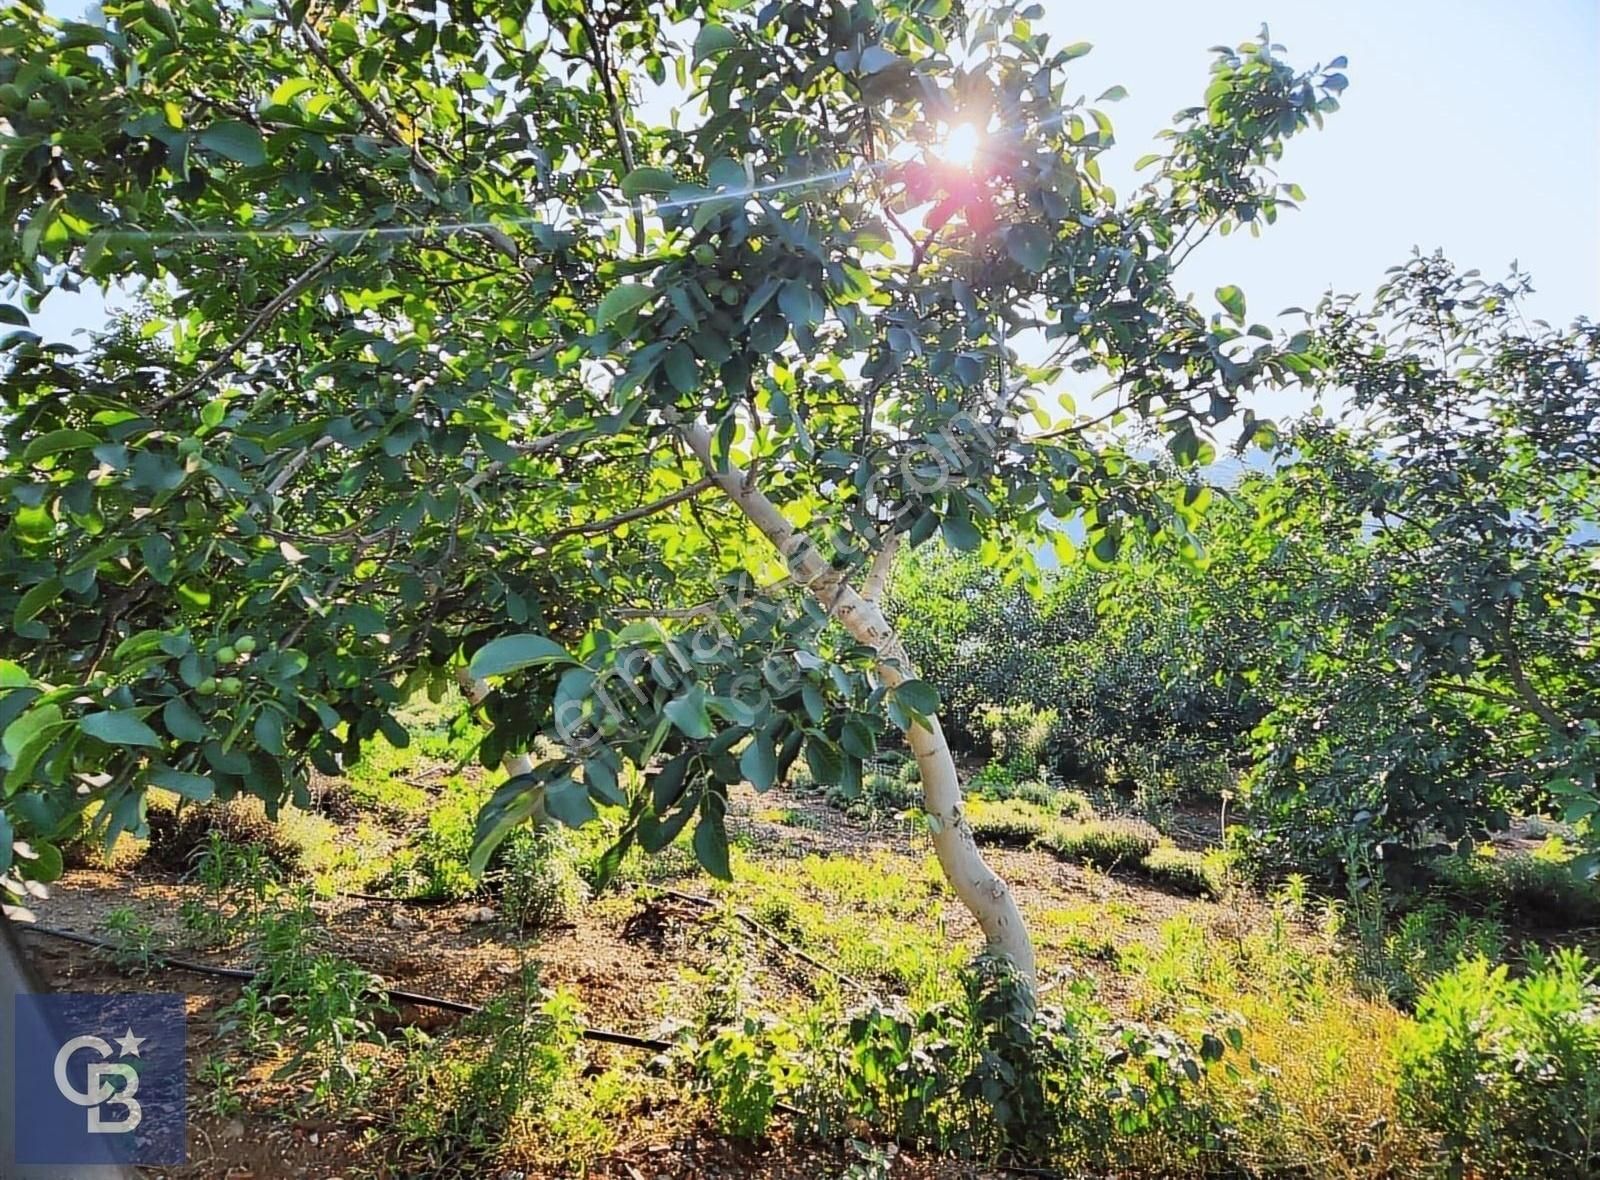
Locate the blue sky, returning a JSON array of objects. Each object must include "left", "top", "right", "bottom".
[
  {"left": 1057, "top": 0, "right": 1598, "bottom": 327},
  {"left": 30, "top": 0, "right": 1599, "bottom": 349}
]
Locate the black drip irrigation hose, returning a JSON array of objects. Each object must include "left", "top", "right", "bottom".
[{"left": 16, "top": 924, "right": 673, "bottom": 1053}]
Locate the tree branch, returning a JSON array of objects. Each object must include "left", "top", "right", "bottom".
[
  {"left": 534, "top": 477, "right": 716, "bottom": 551},
  {"left": 149, "top": 250, "right": 337, "bottom": 413},
  {"left": 861, "top": 532, "right": 900, "bottom": 603}
]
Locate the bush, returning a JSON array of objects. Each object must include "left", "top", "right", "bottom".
[
  {"left": 1430, "top": 842, "right": 1600, "bottom": 927},
  {"left": 499, "top": 827, "right": 588, "bottom": 933},
  {"left": 966, "top": 798, "right": 1052, "bottom": 846},
  {"left": 696, "top": 1016, "right": 804, "bottom": 1139},
  {"left": 1140, "top": 843, "right": 1227, "bottom": 897},
  {"left": 143, "top": 794, "right": 303, "bottom": 871},
  {"left": 1041, "top": 819, "right": 1160, "bottom": 869},
  {"left": 1398, "top": 949, "right": 1600, "bottom": 1177},
  {"left": 1367, "top": 901, "right": 1506, "bottom": 1007},
  {"left": 823, "top": 770, "right": 920, "bottom": 820},
  {"left": 394, "top": 967, "right": 586, "bottom": 1166},
  {"left": 694, "top": 954, "right": 1231, "bottom": 1168},
  {"left": 978, "top": 702, "right": 1058, "bottom": 769},
  {"left": 1056, "top": 790, "right": 1097, "bottom": 820}
]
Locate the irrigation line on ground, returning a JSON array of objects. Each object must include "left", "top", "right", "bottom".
[{"left": 16, "top": 924, "right": 673, "bottom": 1052}]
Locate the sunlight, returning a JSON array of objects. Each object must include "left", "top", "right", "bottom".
[{"left": 936, "top": 121, "right": 981, "bottom": 168}]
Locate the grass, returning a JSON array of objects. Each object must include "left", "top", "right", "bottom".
[
  {"left": 57, "top": 704, "right": 1600, "bottom": 1179},
  {"left": 1140, "top": 843, "right": 1230, "bottom": 898},
  {"left": 1040, "top": 817, "right": 1161, "bottom": 868}
]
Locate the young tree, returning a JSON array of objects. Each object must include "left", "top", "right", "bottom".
[{"left": 0, "top": 0, "right": 1342, "bottom": 973}]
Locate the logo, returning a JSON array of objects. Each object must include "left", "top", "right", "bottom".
[{"left": 14, "top": 993, "right": 186, "bottom": 1165}]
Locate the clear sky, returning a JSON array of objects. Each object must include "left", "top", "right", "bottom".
[
  {"left": 29, "top": 0, "right": 1600, "bottom": 350},
  {"left": 1058, "top": 0, "right": 1599, "bottom": 327}
]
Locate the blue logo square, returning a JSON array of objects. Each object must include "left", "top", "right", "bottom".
[{"left": 14, "top": 992, "right": 187, "bottom": 1165}]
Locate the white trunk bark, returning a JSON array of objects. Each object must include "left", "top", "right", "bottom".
[
  {"left": 679, "top": 424, "right": 1037, "bottom": 985},
  {"left": 457, "top": 668, "right": 535, "bottom": 778}
]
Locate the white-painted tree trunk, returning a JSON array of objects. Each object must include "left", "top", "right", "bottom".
[
  {"left": 679, "top": 425, "right": 1037, "bottom": 985},
  {"left": 457, "top": 668, "right": 535, "bottom": 779}
]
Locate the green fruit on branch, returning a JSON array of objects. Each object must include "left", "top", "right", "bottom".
[
  {"left": 216, "top": 645, "right": 237, "bottom": 663},
  {"left": 235, "top": 635, "right": 257, "bottom": 654},
  {"left": 197, "top": 677, "right": 218, "bottom": 695},
  {"left": 219, "top": 676, "right": 243, "bottom": 696}
]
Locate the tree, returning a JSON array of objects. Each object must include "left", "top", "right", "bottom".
[
  {"left": 1244, "top": 254, "right": 1600, "bottom": 880},
  {"left": 0, "top": 0, "right": 1343, "bottom": 976}
]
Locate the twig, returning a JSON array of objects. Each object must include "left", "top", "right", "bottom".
[
  {"left": 655, "top": 887, "right": 870, "bottom": 995},
  {"left": 535, "top": 477, "right": 716, "bottom": 550},
  {"left": 148, "top": 251, "right": 337, "bottom": 413}
]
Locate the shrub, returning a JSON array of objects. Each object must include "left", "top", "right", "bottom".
[
  {"left": 823, "top": 771, "right": 919, "bottom": 820},
  {"left": 1398, "top": 949, "right": 1600, "bottom": 1177},
  {"left": 1367, "top": 902, "right": 1506, "bottom": 1007},
  {"left": 393, "top": 967, "right": 586, "bottom": 1166},
  {"left": 500, "top": 826, "right": 588, "bottom": 933},
  {"left": 1430, "top": 841, "right": 1600, "bottom": 927},
  {"left": 697, "top": 1016, "right": 804, "bottom": 1139},
  {"left": 979, "top": 702, "right": 1058, "bottom": 769},
  {"left": 1056, "top": 790, "right": 1097, "bottom": 820},
  {"left": 695, "top": 954, "right": 1229, "bottom": 1167},
  {"left": 1140, "top": 843, "right": 1227, "bottom": 897},
  {"left": 898, "top": 758, "right": 922, "bottom": 786},
  {"left": 1042, "top": 819, "right": 1160, "bottom": 869},
  {"left": 143, "top": 794, "right": 303, "bottom": 871},
  {"left": 966, "top": 798, "right": 1052, "bottom": 846}
]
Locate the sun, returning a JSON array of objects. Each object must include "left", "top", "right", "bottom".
[{"left": 935, "top": 121, "right": 981, "bottom": 168}]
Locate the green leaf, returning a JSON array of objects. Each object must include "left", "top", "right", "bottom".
[
  {"left": 739, "top": 731, "right": 777, "bottom": 791},
  {"left": 693, "top": 812, "right": 731, "bottom": 879},
  {"left": 665, "top": 687, "right": 713, "bottom": 740},
  {"left": 664, "top": 343, "right": 698, "bottom": 394},
  {"left": 1215, "top": 284, "right": 1246, "bottom": 323},
  {"left": 1005, "top": 224, "right": 1052, "bottom": 273},
  {"left": 79, "top": 709, "right": 163, "bottom": 748},
  {"left": 468, "top": 634, "right": 572, "bottom": 679},
  {"left": 3, "top": 702, "right": 63, "bottom": 761},
  {"left": 12, "top": 579, "right": 62, "bottom": 630},
  {"left": 859, "top": 45, "right": 898, "bottom": 74},
  {"left": 162, "top": 696, "right": 210, "bottom": 742},
  {"left": 1063, "top": 40, "right": 1093, "bottom": 59},
  {"left": 620, "top": 166, "right": 677, "bottom": 198},
  {"left": 693, "top": 23, "right": 738, "bottom": 64},
  {"left": 198, "top": 120, "right": 266, "bottom": 166},
  {"left": 253, "top": 709, "right": 286, "bottom": 756},
  {"left": 546, "top": 777, "right": 598, "bottom": 827},
  {"left": 270, "top": 77, "right": 315, "bottom": 106},
  {"left": 840, "top": 717, "right": 876, "bottom": 760},
  {"left": 894, "top": 680, "right": 940, "bottom": 717},
  {"left": 22, "top": 429, "right": 99, "bottom": 463},
  {"left": 595, "top": 284, "right": 655, "bottom": 329},
  {"left": 941, "top": 515, "right": 981, "bottom": 552},
  {"left": 148, "top": 765, "right": 214, "bottom": 801}
]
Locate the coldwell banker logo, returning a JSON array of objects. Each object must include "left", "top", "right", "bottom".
[{"left": 14, "top": 993, "right": 186, "bottom": 1165}]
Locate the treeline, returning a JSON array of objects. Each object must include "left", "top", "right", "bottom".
[{"left": 892, "top": 255, "right": 1600, "bottom": 887}]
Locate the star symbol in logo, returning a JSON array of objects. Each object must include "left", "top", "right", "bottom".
[{"left": 114, "top": 1028, "right": 145, "bottom": 1058}]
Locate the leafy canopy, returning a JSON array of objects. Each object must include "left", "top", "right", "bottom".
[{"left": 0, "top": 0, "right": 1343, "bottom": 900}]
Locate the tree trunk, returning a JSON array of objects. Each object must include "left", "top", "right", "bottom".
[{"left": 679, "top": 425, "right": 1037, "bottom": 985}]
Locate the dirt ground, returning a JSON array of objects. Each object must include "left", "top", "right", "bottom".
[{"left": 18, "top": 781, "right": 1234, "bottom": 1179}]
